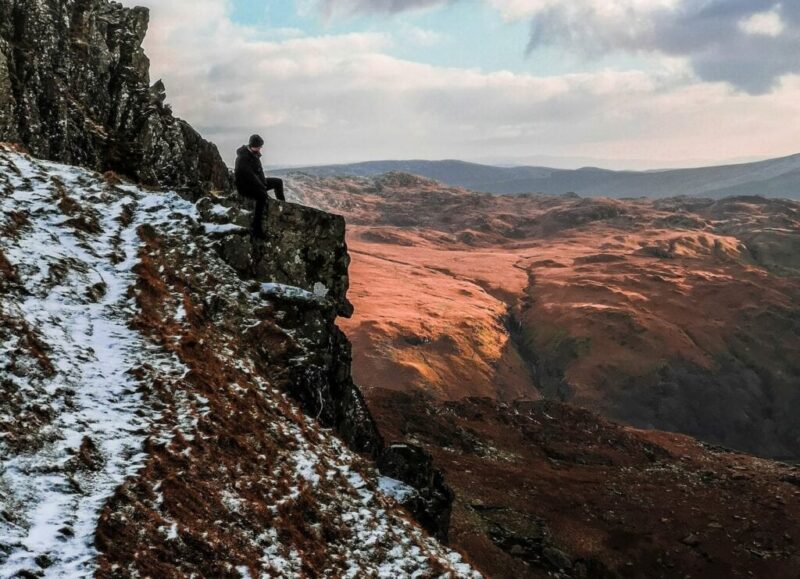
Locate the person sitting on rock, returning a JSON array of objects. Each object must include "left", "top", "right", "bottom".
[{"left": 234, "top": 134, "right": 286, "bottom": 239}]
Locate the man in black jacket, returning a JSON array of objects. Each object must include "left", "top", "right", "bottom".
[{"left": 234, "top": 134, "right": 285, "bottom": 238}]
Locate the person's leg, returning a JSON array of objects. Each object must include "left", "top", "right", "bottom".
[
  {"left": 265, "top": 177, "right": 285, "bottom": 201},
  {"left": 252, "top": 191, "right": 267, "bottom": 236}
]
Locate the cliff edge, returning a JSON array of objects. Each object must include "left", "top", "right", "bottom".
[{"left": 0, "top": 0, "right": 465, "bottom": 574}]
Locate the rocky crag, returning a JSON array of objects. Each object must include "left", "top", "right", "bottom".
[
  {"left": 0, "top": 0, "right": 230, "bottom": 195},
  {"left": 195, "top": 192, "right": 456, "bottom": 543}
]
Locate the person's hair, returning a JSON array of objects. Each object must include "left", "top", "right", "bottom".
[{"left": 248, "top": 134, "right": 264, "bottom": 148}]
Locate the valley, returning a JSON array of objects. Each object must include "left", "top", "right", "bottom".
[
  {"left": 290, "top": 172, "right": 800, "bottom": 460},
  {"left": 288, "top": 171, "right": 800, "bottom": 576}
]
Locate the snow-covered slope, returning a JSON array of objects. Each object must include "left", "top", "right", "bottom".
[{"left": 0, "top": 147, "right": 480, "bottom": 578}]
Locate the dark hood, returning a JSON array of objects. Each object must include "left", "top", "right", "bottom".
[{"left": 237, "top": 145, "right": 260, "bottom": 159}]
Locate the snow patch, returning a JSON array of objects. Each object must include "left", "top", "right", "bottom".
[
  {"left": 378, "top": 476, "right": 417, "bottom": 503},
  {"left": 0, "top": 150, "right": 192, "bottom": 577},
  {"left": 261, "top": 282, "right": 324, "bottom": 303}
]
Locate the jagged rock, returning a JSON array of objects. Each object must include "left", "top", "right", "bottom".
[
  {"left": 148, "top": 79, "right": 167, "bottom": 107},
  {"left": 0, "top": 0, "right": 231, "bottom": 196},
  {"left": 681, "top": 534, "right": 701, "bottom": 547},
  {"left": 377, "top": 443, "right": 454, "bottom": 542},
  {"left": 543, "top": 546, "right": 573, "bottom": 571},
  {"left": 196, "top": 192, "right": 384, "bottom": 460},
  {"left": 214, "top": 197, "right": 354, "bottom": 317},
  {"left": 254, "top": 283, "right": 383, "bottom": 458}
]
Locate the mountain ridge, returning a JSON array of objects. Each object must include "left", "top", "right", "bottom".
[{"left": 274, "top": 152, "right": 800, "bottom": 199}]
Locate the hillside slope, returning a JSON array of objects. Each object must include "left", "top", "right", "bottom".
[
  {"left": 0, "top": 147, "right": 479, "bottom": 577},
  {"left": 369, "top": 390, "right": 800, "bottom": 579},
  {"left": 287, "top": 173, "right": 800, "bottom": 578}
]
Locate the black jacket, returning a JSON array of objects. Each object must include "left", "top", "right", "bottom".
[{"left": 234, "top": 145, "right": 269, "bottom": 198}]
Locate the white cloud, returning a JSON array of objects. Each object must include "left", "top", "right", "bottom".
[
  {"left": 739, "top": 9, "right": 785, "bottom": 37},
  {"left": 487, "top": 0, "right": 680, "bottom": 21},
  {"left": 315, "top": 0, "right": 800, "bottom": 93},
  {"left": 502, "top": 0, "right": 799, "bottom": 94},
  {"left": 120, "top": 0, "right": 800, "bottom": 168}
]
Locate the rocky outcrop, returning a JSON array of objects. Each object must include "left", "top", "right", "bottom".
[
  {"left": 0, "top": 0, "right": 230, "bottom": 195},
  {"left": 196, "top": 195, "right": 374, "bottom": 448},
  {"left": 196, "top": 195, "right": 455, "bottom": 534},
  {"left": 378, "top": 443, "right": 455, "bottom": 542},
  {"left": 204, "top": 197, "right": 354, "bottom": 318}
]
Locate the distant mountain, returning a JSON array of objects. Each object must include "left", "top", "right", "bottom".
[{"left": 274, "top": 154, "right": 800, "bottom": 199}]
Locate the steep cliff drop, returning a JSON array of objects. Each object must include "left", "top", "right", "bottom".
[
  {"left": 0, "top": 146, "right": 478, "bottom": 577},
  {"left": 0, "top": 0, "right": 478, "bottom": 575}
]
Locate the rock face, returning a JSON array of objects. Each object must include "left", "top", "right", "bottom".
[
  {"left": 208, "top": 197, "right": 354, "bottom": 318},
  {"left": 196, "top": 196, "right": 375, "bottom": 452},
  {"left": 195, "top": 194, "right": 455, "bottom": 532},
  {"left": 0, "top": 0, "right": 230, "bottom": 195},
  {"left": 378, "top": 443, "right": 455, "bottom": 542}
]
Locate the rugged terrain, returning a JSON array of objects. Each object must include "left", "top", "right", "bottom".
[
  {"left": 288, "top": 172, "right": 800, "bottom": 461},
  {"left": 287, "top": 173, "right": 800, "bottom": 576},
  {"left": 369, "top": 390, "right": 800, "bottom": 579},
  {"left": 0, "top": 146, "right": 478, "bottom": 577}
]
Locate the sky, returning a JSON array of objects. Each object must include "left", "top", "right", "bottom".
[{"left": 119, "top": 0, "right": 800, "bottom": 170}]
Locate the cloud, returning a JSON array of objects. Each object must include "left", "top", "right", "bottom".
[
  {"left": 313, "top": 0, "right": 453, "bottom": 18},
  {"left": 120, "top": 0, "right": 800, "bottom": 169},
  {"left": 739, "top": 8, "right": 785, "bottom": 37},
  {"left": 499, "top": 0, "right": 800, "bottom": 94},
  {"left": 317, "top": 0, "right": 800, "bottom": 94}
]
